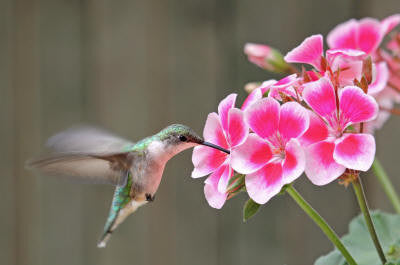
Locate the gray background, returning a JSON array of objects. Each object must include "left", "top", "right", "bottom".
[{"left": 1, "top": 0, "right": 400, "bottom": 264}]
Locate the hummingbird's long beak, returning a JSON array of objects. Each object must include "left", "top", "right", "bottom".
[{"left": 201, "top": 141, "right": 230, "bottom": 154}]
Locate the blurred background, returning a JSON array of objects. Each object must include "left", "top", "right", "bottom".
[{"left": 1, "top": 0, "right": 400, "bottom": 264}]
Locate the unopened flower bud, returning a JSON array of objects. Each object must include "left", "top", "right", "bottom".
[{"left": 244, "top": 43, "right": 292, "bottom": 73}]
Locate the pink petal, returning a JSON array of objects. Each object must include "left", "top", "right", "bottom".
[
  {"left": 203, "top": 112, "right": 229, "bottom": 149},
  {"left": 241, "top": 87, "right": 262, "bottom": 111},
  {"left": 217, "top": 164, "right": 233, "bottom": 193},
  {"left": 299, "top": 111, "right": 329, "bottom": 146},
  {"left": 191, "top": 145, "right": 227, "bottom": 178},
  {"left": 302, "top": 77, "right": 337, "bottom": 120},
  {"left": 305, "top": 141, "right": 346, "bottom": 185},
  {"left": 218, "top": 94, "right": 237, "bottom": 133},
  {"left": 333, "top": 133, "right": 375, "bottom": 171},
  {"left": 278, "top": 102, "right": 309, "bottom": 141},
  {"left": 326, "top": 48, "right": 366, "bottom": 60},
  {"left": 203, "top": 165, "right": 230, "bottom": 209},
  {"left": 231, "top": 133, "right": 272, "bottom": 174},
  {"left": 282, "top": 139, "right": 305, "bottom": 184},
  {"left": 337, "top": 60, "right": 363, "bottom": 86},
  {"left": 339, "top": 86, "right": 378, "bottom": 127},
  {"left": 326, "top": 48, "right": 366, "bottom": 72},
  {"left": 245, "top": 97, "right": 280, "bottom": 140},
  {"left": 357, "top": 18, "right": 383, "bottom": 54},
  {"left": 381, "top": 14, "right": 400, "bottom": 35},
  {"left": 273, "top": 74, "right": 298, "bottom": 87},
  {"left": 245, "top": 162, "right": 283, "bottom": 204},
  {"left": 227, "top": 108, "right": 249, "bottom": 147},
  {"left": 268, "top": 75, "right": 299, "bottom": 100},
  {"left": 327, "top": 19, "right": 358, "bottom": 50},
  {"left": 259, "top": 79, "right": 278, "bottom": 94},
  {"left": 368, "top": 62, "right": 389, "bottom": 94},
  {"left": 284, "top": 35, "right": 324, "bottom": 71}
]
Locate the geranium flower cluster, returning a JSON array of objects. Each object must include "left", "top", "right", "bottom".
[{"left": 192, "top": 14, "right": 400, "bottom": 209}]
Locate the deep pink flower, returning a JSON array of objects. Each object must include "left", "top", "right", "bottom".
[
  {"left": 231, "top": 98, "right": 309, "bottom": 204},
  {"left": 192, "top": 94, "right": 249, "bottom": 209},
  {"left": 327, "top": 16, "right": 400, "bottom": 54},
  {"left": 284, "top": 34, "right": 367, "bottom": 86},
  {"left": 327, "top": 18, "right": 383, "bottom": 54},
  {"left": 300, "top": 77, "right": 378, "bottom": 185}
]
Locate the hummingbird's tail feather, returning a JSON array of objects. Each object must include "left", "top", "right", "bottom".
[
  {"left": 97, "top": 231, "right": 113, "bottom": 248},
  {"left": 97, "top": 199, "right": 147, "bottom": 248},
  {"left": 97, "top": 178, "right": 148, "bottom": 248}
]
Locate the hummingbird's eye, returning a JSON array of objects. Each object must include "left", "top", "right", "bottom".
[{"left": 179, "top": 135, "right": 187, "bottom": 142}]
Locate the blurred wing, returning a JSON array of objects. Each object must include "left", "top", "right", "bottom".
[
  {"left": 26, "top": 125, "right": 137, "bottom": 186},
  {"left": 45, "top": 125, "right": 134, "bottom": 155}
]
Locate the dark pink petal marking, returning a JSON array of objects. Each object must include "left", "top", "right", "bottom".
[
  {"left": 339, "top": 86, "right": 378, "bottom": 127},
  {"left": 245, "top": 97, "right": 280, "bottom": 140},
  {"left": 299, "top": 111, "right": 329, "bottom": 146},
  {"left": 191, "top": 145, "right": 227, "bottom": 178},
  {"left": 245, "top": 162, "right": 283, "bottom": 204},
  {"left": 357, "top": 18, "right": 383, "bottom": 54},
  {"left": 282, "top": 139, "right": 305, "bottom": 184},
  {"left": 227, "top": 108, "right": 249, "bottom": 147},
  {"left": 302, "top": 77, "right": 337, "bottom": 120},
  {"left": 231, "top": 133, "right": 272, "bottom": 174},
  {"left": 278, "top": 102, "right": 309, "bottom": 141},
  {"left": 333, "top": 133, "right": 376, "bottom": 171},
  {"left": 305, "top": 141, "right": 346, "bottom": 185},
  {"left": 203, "top": 112, "right": 229, "bottom": 149}
]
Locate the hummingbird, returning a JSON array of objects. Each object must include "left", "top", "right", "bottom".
[{"left": 26, "top": 124, "right": 229, "bottom": 248}]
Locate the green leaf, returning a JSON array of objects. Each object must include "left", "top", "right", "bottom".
[
  {"left": 243, "top": 198, "right": 261, "bottom": 222},
  {"left": 315, "top": 211, "right": 400, "bottom": 265}
]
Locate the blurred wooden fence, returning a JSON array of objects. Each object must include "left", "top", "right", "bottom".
[{"left": 1, "top": 0, "right": 400, "bottom": 264}]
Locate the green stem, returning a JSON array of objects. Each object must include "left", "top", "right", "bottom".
[
  {"left": 286, "top": 185, "right": 357, "bottom": 265},
  {"left": 351, "top": 177, "right": 387, "bottom": 264},
  {"left": 372, "top": 158, "right": 400, "bottom": 214}
]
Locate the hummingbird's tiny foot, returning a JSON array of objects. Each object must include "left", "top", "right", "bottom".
[{"left": 145, "top": 193, "right": 155, "bottom": 202}]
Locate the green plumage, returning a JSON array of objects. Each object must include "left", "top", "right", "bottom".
[{"left": 98, "top": 173, "right": 133, "bottom": 243}]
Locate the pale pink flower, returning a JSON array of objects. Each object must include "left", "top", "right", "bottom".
[
  {"left": 244, "top": 43, "right": 290, "bottom": 73},
  {"left": 231, "top": 98, "right": 309, "bottom": 204},
  {"left": 300, "top": 77, "right": 378, "bottom": 185},
  {"left": 192, "top": 94, "right": 249, "bottom": 209}
]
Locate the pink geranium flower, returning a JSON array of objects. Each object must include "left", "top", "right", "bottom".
[
  {"left": 327, "top": 18, "right": 384, "bottom": 54},
  {"left": 300, "top": 77, "right": 378, "bottom": 185},
  {"left": 191, "top": 94, "right": 249, "bottom": 209},
  {"left": 284, "top": 34, "right": 367, "bottom": 86},
  {"left": 230, "top": 98, "right": 309, "bottom": 204},
  {"left": 327, "top": 15, "right": 400, "bottom": 54}
]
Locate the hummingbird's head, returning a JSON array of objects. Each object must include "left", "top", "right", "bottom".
[{"left": 158, "top": 124, "right": 230, "bottom": 154}]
